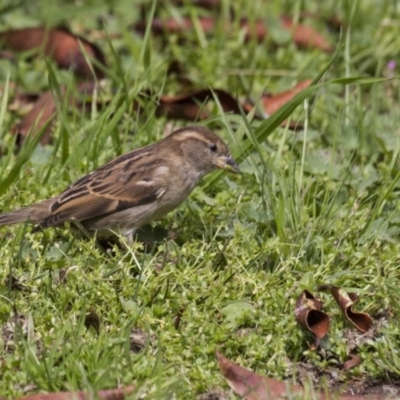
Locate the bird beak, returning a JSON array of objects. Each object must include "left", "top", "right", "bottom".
[{"left": 215, "top": 155, "right": 240, "bottom": 173}]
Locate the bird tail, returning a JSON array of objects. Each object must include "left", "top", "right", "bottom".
[
  {"left": 0, "top": 199, "right": 54, "bottom": 226},
  {"left": 0, "top": 208, "right": 33, "bottom": 226}
]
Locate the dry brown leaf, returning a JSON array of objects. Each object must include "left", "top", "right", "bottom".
[
  {"left": 240, "top": 19, "right": 268, "bottom": 42},
  {"left": 11, "top": 81, "right": 99, "bottom": 145},
  {"left": 8, "top": 91, "right": 40, "bottom": 112},
  {"left": 320, "top": 285, "right": 373, "bottom": 333},
  {"left": 240, "top": 80, "right": 312, "bottom": 129},
  {"left": 343, "top": 354, "right": 362, "bottom": 371},
  {"left": 0, "top": 27, "right": 105, "bottom": 78},
  {"left": 241, "top": 17, "right": 333, "bottom": 51},
  {"left": 217, "top": 352, "right": 392, "bottom": 400},
  {"left": 260, "top": 79, "right": 312, "bottom": 115},
  {"left": 156, "top": 89, "right": 241, "bottom": 120},
  {"left": 156, "top": 84, "right": 308, "bottom": 129},
  {"left": 12, "top": 90, "right": 58, "bottom": 145},
  {"left": 137, "top": 16, "right": 332, "bottom": 51},
  {"left": 217, "top": 352, "right": 304, "bottom": 399},
  {"left": 0, "top": 49, "right": 15, "bottom": 60},
  {"left": 294, "top": 290, "right": 330, "bottom": 349},
  {"left": 280, "top": 16, "right": 333, "bottom": 52},
  {"left": 299, "top": 12, "right": 344, "bottom": 32}
]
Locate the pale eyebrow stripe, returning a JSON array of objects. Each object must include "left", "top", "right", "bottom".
[{"left": 172, "top": 131, "right": 210, "bottom": 143}]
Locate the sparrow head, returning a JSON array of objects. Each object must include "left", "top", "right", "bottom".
[{"left": 169, "top": 126, "right": 240, "bottom": 175}]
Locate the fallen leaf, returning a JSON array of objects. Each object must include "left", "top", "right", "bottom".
[
  {"left": 280, "top": 16, "right": 333, "bottom": 52},
  {"left": 320, "top": 285, "right": 373, "bottom": 333},
  {"left": 217, "top": 352, "right": 392, "bottom": 399},
  {"left": 18, "top": 386, "right": 135, "bottom": 400},
  {"left": 156, "top": 89, "right": 242, "bottom": 120},
  {"left": 299, "top": 12, "right": 344, "bottom": 33},
  {"left": 157, "top": 85, "right": 308, "bottom": 128},
  {"left": 0, "top": 27, "right": 106, "bottom": 78},
  {"left": 11, "top": 81, "right": 99, "bottom": 145},
  {"left": 237, "top": 18, "right": 333, "bottom": 51},
  {"left": 12, "top": 90, "right": 58, "bottom": 145},
  {"left": 259, "top": 80, "right": 312, "bottom": 116},
  {"left": 242, "top": 80, "right": 312, "bottom": 128},
  {"left": 343, "top": 354, "right": 362, "bottom": 371},
  {"left": 0, "top": 49, "right": 15, "bottom": 60},
  {"left": 294, "top": 290, "right": 330, "bottom": 349},
  {"left": 8, "top": 91, "right": 40, "bottom": 112},
  {"left": 240, "top": 19, "right": 268, "bottom": 42},
  {"left": 217, "top": 352, "right": 303, "bottom": 399},
  {"left": 136, "top": 16, "right": 332, "bottom": 51}
]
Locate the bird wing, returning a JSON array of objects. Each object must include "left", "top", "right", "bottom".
[{"left": 40, "top": 149, "right": 168, "bottom": 227}]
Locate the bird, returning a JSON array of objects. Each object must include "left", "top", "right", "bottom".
[{"left": 0, "top": 125, "right": 239, "bottom": 244}]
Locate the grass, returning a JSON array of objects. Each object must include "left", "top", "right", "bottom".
[{"left": 1, "top": 0, "right": 400, "bottom": 398}]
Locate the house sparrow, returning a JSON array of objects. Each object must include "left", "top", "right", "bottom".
[{"left": 0, "top": 125, "right": 239, "bottom": 243}]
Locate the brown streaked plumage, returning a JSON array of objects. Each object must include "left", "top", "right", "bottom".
[{"left": 0, "top": 126, "right": 239, "bottom": 243}]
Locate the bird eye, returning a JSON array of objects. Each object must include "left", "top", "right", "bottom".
[{"left": 209, "top": 143, "right": 218, "bottom": 152}]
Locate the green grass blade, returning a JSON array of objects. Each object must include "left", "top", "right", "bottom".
[{"left": 0, "top": 124, "right": 51, "bottom": 196}]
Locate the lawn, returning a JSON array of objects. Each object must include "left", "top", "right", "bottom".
[{"left": 1, "top": 0, "right": 400, "bottom": 399}]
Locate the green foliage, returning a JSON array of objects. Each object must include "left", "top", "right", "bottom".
[{"left": 1, "top": 0, "right": 400, "bottom": 399}]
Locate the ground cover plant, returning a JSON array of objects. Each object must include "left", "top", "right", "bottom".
[{"left": 1, "top": 0, "right": 400, "bottom": 398}]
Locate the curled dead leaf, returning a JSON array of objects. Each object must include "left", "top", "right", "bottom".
[
  {"left": 320, "top": 285, "right": 373, "bottom": 333},
  {"left": 0, "top": 27, "right": 105, "bottom": 78},
  {"left": 294, "top": 290, "right": 330, "bottom": 349}
]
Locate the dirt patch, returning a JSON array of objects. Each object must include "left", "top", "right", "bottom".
[
  {"left": 197, "top": 388, "right": 230, "bottom": 400},
  {"left": 130, "top": 327, "right": 155, "bottom": 353},
  {"left": 1, "top": 313, "right": 28, "bottom": 354}
]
